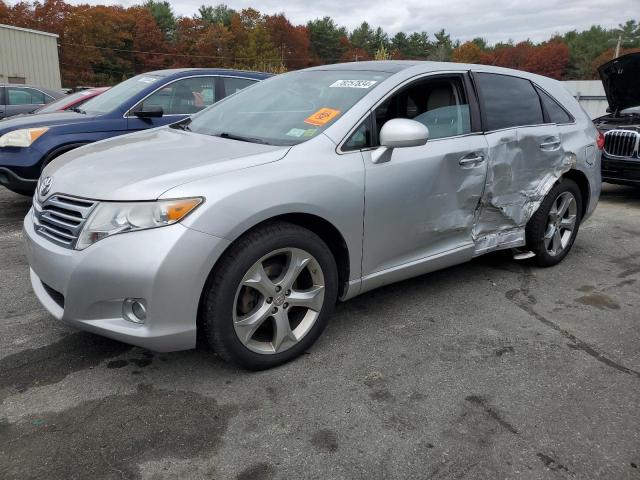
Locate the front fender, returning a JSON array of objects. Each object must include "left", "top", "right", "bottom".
[{"left": 165, "top": 138, "right": 366, "bottom": 282}]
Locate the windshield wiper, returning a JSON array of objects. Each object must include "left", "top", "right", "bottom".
[
  {"left": 170, "top": 118, "right": 192, "bottom": 131},
  {"left": 72, "top": 107, "right": 86, "bottom": 114},
  {"left": 214, "top": 132, "right": 270, "bottom": 145}
]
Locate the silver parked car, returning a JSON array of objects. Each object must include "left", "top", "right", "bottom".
[{"left": 24, "top": 61, "right": 601, "bottom": 369}]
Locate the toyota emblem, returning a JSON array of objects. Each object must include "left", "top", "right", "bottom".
[{"left": 39, "top": 176, "right": 53, "bottom": 196}]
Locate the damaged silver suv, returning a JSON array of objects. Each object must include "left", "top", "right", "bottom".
[{"left": 24, "top": 61, "right": 601, "bottom": 369}]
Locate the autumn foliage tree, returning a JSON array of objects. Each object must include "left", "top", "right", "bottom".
[
  {"left": 521, "top": 40, "right": 569, "bottom": 79},
  {"left": 451, "top": 41, "right": 483, "bottom": 63}
]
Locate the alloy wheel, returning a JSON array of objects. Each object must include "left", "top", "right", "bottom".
[
  {"left": 233, "top": 247, "right": 325, "bottom": 354},
  {"left": 544, "top": 191, "right": 578, "bottom": 256}
]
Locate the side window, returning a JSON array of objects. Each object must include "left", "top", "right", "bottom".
[
  {"left": 535, "top": 86, "right": 573, "bottom": 124},
  {"left": 373, "top": 76, "right": 471, "bottom": 142},
  {"left": 475, "top": 73, "right": 543, "bottom": 130},
  {"left": 223, "top": 77, "right": 256, "bottom": 97},
  {"left": 7, "top": 87, "right": 45, "bottom": 105},
  {"left": 140, "top": 77, "right": 217, "bottom": 115},
  {"left": 343, "top": 116, "right": 373, "bottom": 151},
  {"left": 27, "top": 88, "right": 47, "bottom": 104}
]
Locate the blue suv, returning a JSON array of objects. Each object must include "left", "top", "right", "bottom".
[{"left": 0, "top": 68, "right": 269, "bottom": 195}]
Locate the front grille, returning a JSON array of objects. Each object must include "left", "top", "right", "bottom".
[
  {"left": 604, "top": 130, "right": 639, "bottom": 158},
  {"left": 33, "top": 194, "right": 97, "bottom": 248}
]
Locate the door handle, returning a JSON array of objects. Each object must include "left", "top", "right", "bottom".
[
  {"left": 459, "top": 153, "right": 485, "bottom": 166},
  {"left": 539, "top": 138, "right": 561, "bottom": 150}
]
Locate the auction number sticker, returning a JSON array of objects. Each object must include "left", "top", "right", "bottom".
[
  {"left": 330, "top": 80, "right": 377, "bottom": 88},
  {"left": 304, "top": 108, "right": 341, "bottom": 126}
]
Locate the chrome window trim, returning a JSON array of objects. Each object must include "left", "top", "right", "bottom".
[{"left": 123, "top": 74, "right": 258, "bottom": 119}]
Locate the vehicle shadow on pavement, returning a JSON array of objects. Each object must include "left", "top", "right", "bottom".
[{"left": 600, "top": 183, "right": 640, "bottom": 205}]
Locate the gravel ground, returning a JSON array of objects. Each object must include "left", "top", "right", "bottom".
[{"left": 1, "top": 183, "right": 639, "bottom": 480}]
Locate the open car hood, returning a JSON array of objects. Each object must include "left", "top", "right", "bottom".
[{"left": 598, "top": 52, "right": 640, "bottom": 113}]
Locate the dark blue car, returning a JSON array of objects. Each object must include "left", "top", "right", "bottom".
[{"left": 0, "top": 68, "right": 269, "bottom": 195}]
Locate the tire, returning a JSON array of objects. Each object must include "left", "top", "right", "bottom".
[
  {"left": 201, "top": 221, "right": 338, "bottom": 370},
  {"left": 526, "top": 178, "right": 583, "bottom": 267}
]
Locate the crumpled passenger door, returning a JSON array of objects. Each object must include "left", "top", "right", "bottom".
[{"left": 473, "top": 124, "right": 566, "bottom": 254}]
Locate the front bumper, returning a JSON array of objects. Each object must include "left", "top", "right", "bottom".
[
  {"left": 0, "top": 166, "right": 37, "bottom": 195},
  {"left": 23, "top": 210, "right": 230, "bottom": 351},
  {"left": 602, "top": 156, "right": 640, "bottom": 186},
  {"left": 0, "top": 146, "right": 45, "bottom": 194}
]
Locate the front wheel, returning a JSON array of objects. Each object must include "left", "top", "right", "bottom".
[
  {"left": 201, "top": 222, "right": 338, "bottom": 370},
  {"left": 525, "top": 178, "right": 583, "bottom": 267}
]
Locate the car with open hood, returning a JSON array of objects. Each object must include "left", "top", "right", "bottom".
[
  {"left": 593, "top": 52, "right": 640, "bottom": 186},
  {"left": 24, "top": 61, "right": 601, "bottom": 369},
  {"left": 0, "top": 68, "right": 269, "bottom": 195}
]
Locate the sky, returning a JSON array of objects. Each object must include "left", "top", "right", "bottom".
[{"left": 7, "top": 0, "right": 639, "bottom": 43}]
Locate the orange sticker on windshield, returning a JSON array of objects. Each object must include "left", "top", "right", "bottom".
[{"left": 304, "top": 108, "right": 341, "bottom": 126}]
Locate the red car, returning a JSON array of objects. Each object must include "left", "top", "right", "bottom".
[{"left": 33, "top": 87, "right": 110, "bottom": 114}]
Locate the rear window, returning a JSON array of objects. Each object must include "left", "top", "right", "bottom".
[
  {"left": 536, "top": 86, "right": 573, "bottom": 124},
  {"left": 475, "top": 73, "right": 543, "bottom": 131}
]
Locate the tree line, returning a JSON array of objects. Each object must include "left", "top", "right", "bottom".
[{"left": 1, "top": 0, "right": 638, "bottom": 87}]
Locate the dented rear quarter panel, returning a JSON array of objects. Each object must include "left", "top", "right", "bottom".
[{"left": 471, "top": 72, "right": 600, "bottom": 255}]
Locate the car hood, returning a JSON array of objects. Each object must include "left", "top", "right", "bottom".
[
  {"left": 598, "top": 52, "right": 640, "bottom": 112},
  {"left": 41, "top": 127, "right": 290, "bottom": 201},
  {"left": 0, "top": 111, "right": 94, "bottom": 132}
]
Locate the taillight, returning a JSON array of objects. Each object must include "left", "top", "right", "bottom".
[{"left": 596, "top": 130, "right": 605, "bottom": 150}]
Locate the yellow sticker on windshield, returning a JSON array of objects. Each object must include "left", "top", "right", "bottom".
[{"left": 304, "top": 108, "right": 341, "bottom": 126}]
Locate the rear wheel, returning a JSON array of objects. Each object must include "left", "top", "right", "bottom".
[
  {"left": 526, "top": 178, "right": 582, "bottom": 267},
  {"left": 201, "top": 222, "right": 338, "bottom": 370}
]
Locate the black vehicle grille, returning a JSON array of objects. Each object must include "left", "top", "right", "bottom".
[
  {"left": 604, "top": 130, "right": 639, "bottom": 158},
  {"left": 33, "top": 195, "right": 97, "bottom": 248}
]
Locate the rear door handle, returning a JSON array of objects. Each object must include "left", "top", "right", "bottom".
[
  {"left": 459, "top": 153, "right": 485, "bottom": 166},
  {"left": 539, "top": 137, "right": 561, "bottom": 150}
]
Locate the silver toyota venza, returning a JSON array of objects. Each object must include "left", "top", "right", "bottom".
[{"left": 24, "top": 61, "right": 601, "bottom": 369}]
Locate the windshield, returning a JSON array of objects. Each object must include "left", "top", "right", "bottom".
[
  {"left": 187, "top": 70, "right": 390, "bottom": 146},
  {"left": 81, "top": 74, "right": 162, "bottom": 115}
]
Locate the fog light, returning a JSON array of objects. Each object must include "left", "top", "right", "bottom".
[{"left": 123, "top": 298, "right": 147, "bottom": 324}]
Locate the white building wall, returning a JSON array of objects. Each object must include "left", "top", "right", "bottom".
[
  {"left": 562, "top": 80, "right": 609, "bottom": 119},
  {"left": 0, "top": 24, "right": 61, "bottom": 90}
]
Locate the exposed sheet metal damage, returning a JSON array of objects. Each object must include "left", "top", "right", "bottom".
[{"left": 471, "top": 144, "right": 577, "bottom": 256}]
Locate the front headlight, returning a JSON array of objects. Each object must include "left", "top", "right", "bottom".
[
  {"left": 76, "top": 197, "right": 203, "bottom": 250},
  {"left": 0, "top": 127, "right": 49, "bottom": 147}
]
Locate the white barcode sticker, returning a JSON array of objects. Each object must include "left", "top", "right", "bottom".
[{"left": 330, "top": 80, "right": 377, "bottom": 89}]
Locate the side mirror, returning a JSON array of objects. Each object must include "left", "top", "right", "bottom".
[
  {"left": 371, "top": 118, "right": 429, "bottom": 164},
  {"left": 134, "top": 105, "right": 163, "bottom": 118}
]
